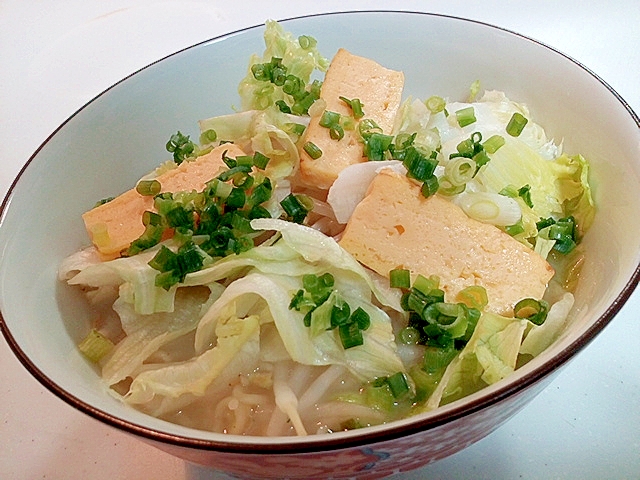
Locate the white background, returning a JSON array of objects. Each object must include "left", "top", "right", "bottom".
[{"left": 1, "top": 1, "right": 639, "bottom": 479}]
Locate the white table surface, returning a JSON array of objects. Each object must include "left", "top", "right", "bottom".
[{"left": 1, "top": 1, "right": 639, "bottom": 479}]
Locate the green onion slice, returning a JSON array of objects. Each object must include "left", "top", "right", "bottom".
[
  {"left": 199, "top": 128, "right": 217, "bottom": 144},
  {"left": 425, "top": 95, "right": 446, "bottom": 114},
  {"left": 386, "top": 372, "right": 410, "bottom": 399},
  {"left": 389, "top": 268, "right": 411, "bottom": 289},
  {"left": 456, "top": 285, "right": 488, "bottom": 309},
  {"left": 339, "top": 96, "right": 365, "bottom": 119},
  {"left": 280, "top": 193, "right": 312, "bottom": 224},
  {"left": 421, "top": 175, "right": 439, "bottom": 198},
  {"left": 506, "top": 112, "right": 528, "bottom": 137},
  {"left": 339, "top": 322, "right": 364, "bottom": 349},
  {"left": 444, "top": 157, "right": 476, "bottom": 186},
  {"left": 303, "top": 141, "right": 322, "bottom": 159},
  {"left": 136, "top": 179, "right": 161, "bottom": 196},
  {"left": 78, "top": 329, "right": 114, "bottom": 363},
  {"left": 455, "top": 106, "right": 477, "bottom": 127},
  {"left": 319, "top": 110, "right": 341, "bottom": 129},
  {"left": 298, "top": 35, "right": 317, "bottom": 49},
  {"left": 514, "top": 297, "right": 549, "bottom": 325}
]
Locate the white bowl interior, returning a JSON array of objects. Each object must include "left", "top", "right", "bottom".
[{"left": 1, "top": 11, "right": 639, "bottom": 445}]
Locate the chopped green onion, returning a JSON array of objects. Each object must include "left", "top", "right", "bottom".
[
  {"left": 386, "top": 372, "right": 410, "bottom": 399},
  {"left": 390, "top": 268, "right": 411, "bottom": 289},
  {"left": 403, "top": 146, "right": 438, "bottom": 181},
  {"left": 514, "top": 298, "right": 549, "bottom": 325},
  {"left": 468, "top": 79, "right": 481, "bottom": 102},
  {"left": 319, "top": 110, "right": 341, "bottom": 128},
  {"left": 225, "top": 187, "right": 246, "bottom": 209},
  {"left": 252, "top": 151, "right": 270, "bottom": 170},
  {"left": 248, "top": 178, "right": 272, "bottom": 207},
  {"left": 149, "top": 241, "right": 211, "bottom": 290},
  {"left": 506, "top": 112, "right": 528, "bottom": 137},
  {"left": 364, "top": 133, "right": 394, "bottom": 161},
  {"left": 437, "top": 177, "right": 466, "bottom": 196},
  {"left": 412, "top": 274, "right": 440, "bottom": 295},
  {"left": 473, "top": 150, "right": 491, "bottom": 170},
  {"left": 425, "top": 95, "right": 446, "bottom": 114},
  {"left": 358, "top": 118, "right": 383, "bottom": 138},
  {"left": 455, "top": 106, "right": 477, "bottom": 127},
  {"left": 154, "top": 269, "right": 182, "bottom": 290},
  {"left": 518, "top": 184, "right": 533, "bottom": 208},
  {"left": 399, "top": 326, "right": 421, "bottom": 345},
  {"left": 166, "top": 131, "right": 196, "bottom": 164},
  {"left": 275, "top": 99, "right": 291, "bottom": 113},
  {"left": 548, "top": 217, "right": 577, "bottom": 254},
  {"left": 78, "top": 329, "right": 114, "bottom": 363},
  {"left": 298, "top": 35, "right": 317, "bottom": 49},
  {"left": 421, "top": 175, "right": 439, "bottom": 198},
  {"left": 391, "top": 133, "right": 417, "bottom": 157},
  {"left": 456, "top": 285, "right": 488, "bottom": 309},
  {"left": 303, "top": 141, "right": 323, "bottom": 159},
  {"left": 148, "top": 245, "right": 178, "bottom": 271},
  {"left": 329, "top": 124, "right": 344, "bottom": 140},
  {"left": 199, "top": 128, "right": 217, "bottom": 144},
  {"left": 331, "top": 301, "right": 351, "bottom": 328},
  {"left": 536, "top": 217, "right": 556, "bottom": 230},
  {"left": 251, "top": 57, "right": 321, "bottom": 115},
  {"left": 423, "top": 302, "right": 468, "bottom": 338},
  {"left": 339, "top": 322, "right": 364, "bottom": 349},
  {"left": 339, "top": 96, "right": 365, "bottom": 119},
  {"left": 94, "top": 196, "right": 115, "bottom": 207},
  {"left": 290, "top": 272, "right": 372, "bottom": 350},
  {"left": 126, "top": 222, "right": 164, "bottom": 256},
  {"left": 283, "top": 122, "right": 306, "bottom": 137},
  {"left": 280, "top": 193, "right": 311, "bottom": 224},
  {"left": 538, "top": 216, "right": 578, "bottom": 254},
  {"left": 303, "top": 273, "right": 334, "bottom": 304},
  {"left": 400, "top": 273, "right": 483, "bottom": 350},
  {"left": 282, "top": 75, "right": 303, "bottom": 97},
  {"left": 216, "top": 165, "right": 252, "bottom": 183},
  {"left": 350, "top": 307, "right": 371, "bottom": 330},
  {"left": 291, "top": 80, "right": 322, "bottom": 115},
  {"left": 165, "top": 205, "right": 195, "bottom": 229},
  {"left": 136, "top": 179, "right": 161, "bottom": 196},
  {"left": 504, "top": 220, "right": 525, "bottom": 236},
  {"left": 444, "top": 157, "right": 476, "bottom": 186},
  {"left": 142, "top": 210, "right": 163, "bottom": 227}
]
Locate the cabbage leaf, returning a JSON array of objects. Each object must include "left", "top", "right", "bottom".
[
  {"left": 125, "top": 313, "right": 260, "bottom": 404},
  {"left": 102, "top": 286, "right": 220, "bottom": 385}
]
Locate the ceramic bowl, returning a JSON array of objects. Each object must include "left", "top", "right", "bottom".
[{"left": 1, "top": 11, "right": 639, "bottom": 480}]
